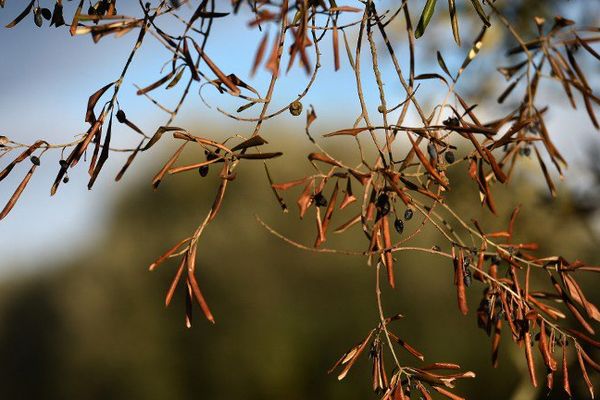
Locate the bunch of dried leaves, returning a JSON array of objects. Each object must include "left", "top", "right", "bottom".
[{"left": 1, "top": 1, "right": 600, "bottom": 398}]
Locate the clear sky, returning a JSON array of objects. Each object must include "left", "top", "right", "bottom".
[{"left": 0, "top": 1, "right": 598, "bottom": 275}]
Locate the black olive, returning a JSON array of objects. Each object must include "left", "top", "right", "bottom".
[
  {"left": 376, "top": 193, "right": 390, "bottom": 216},
  {"left": 314, "top": 192, "right": 327, "bottom": 207},
  {"left": 62, "top": 176, "right": 69, "bottom": 184},
  {"left": 40, "top": 8, "right": 52, "bottom": 20},
  {"left": 59, "top": 159, "right": 68, "bottom": 168},
  {"left": 464, "top": 269, "right": 472, "bottom": 287},
  {"left": 444, "top": 151, "right": 455, "bottom": 164},
  {"left": 30, "top": 156, "right": 40, "bottom": 166},
  {"left": 443, "top": 116, "right": 460, "bottom": 127},
  {"left": 33, "top": 8, "right": 43, "bottom": 27},
  {"left": 404, "top": 208, "right": 413, "bottom": 220},
  {"left": 427, "top": 143, "right": 437, "bottom": 159},
  {"left": 116, "top": 109, "right": 127, "bottom": 123},
  {"left": 394, "top": 218, "right": 404, "bottom": 234},
  {"left": 198, "top": 165, "right": 209, "bottom": 177},
  {"left": 521, "top": 146, "right": 531, "bottom": 157}
]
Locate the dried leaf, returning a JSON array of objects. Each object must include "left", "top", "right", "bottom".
[{"left": 0, "top": 165, "right": 36, "bottom": 220}]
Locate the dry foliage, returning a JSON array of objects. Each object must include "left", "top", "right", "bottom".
[{"left": 1, "top": 0, "right": 600, "bottom": 398}]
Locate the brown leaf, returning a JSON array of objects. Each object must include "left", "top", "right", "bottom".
[
  {"left": 308, "top": 152, "right": 342, "bottom": 167},
  {"left": 272, "top": 177, "right": 309, "bottom": 191},
  {"left": 251, "top": 32, "right": 269, "bottom": 76},
  {"left": 0, "top": 140, "right": 46, "bottom": 182},
  {"left": 231, "top": 135, "right": 268, "bottom": 152},
  {"left": 0, "top": 165, "right": 36, "bottom": 220},
  {"left": 187, "top": 268, "right": 215, "bottom": 323},
  {"left": 323, "top": 127, "right": 369, "bottom": 137},
  {"left": 86, "top": 82, "right": 115, "bottom": 123},
  {"left": 454, "top": 249, "right": 468, "bottom": 315},
  {"left": 576, "top": 346, "right": 595, "bottom": 398},
  {"left": 5, "top": 0, "right": 34, "bottom": 28},
  {"left": 165, "top": 257, "right": 186, "bottom": 307},
  {"left": 115, "top": 141, "right": 143, "bottom": 181},
  {"left": 524, "top": 331, "right": 539, "bottom": 387},
  {"left": 235, "top": 152, "right": 283, "bottom": 160},
  {"left": 432, "top": 386, "right": 465, "bottom": 400},
  {"left": 408, "top": 134, "right": 449, "bottom": 189},
  {"left": 208, "top": 165, "right": 229, "bottom": 222},
  {"left": 332, "top": 25, "right": 340, "bottom": 71},
  {"left": 149, "top": 237, "right": 190, "bottom": 271},
  {"left": 381, "top": 216, "right": 395, "bottom": 288},
  {"left": 137, "top": 70, "right": 177, "bottom": 95},
  {"left": 562, "top": 340, "right": 571, "bottom": 397},
  {"left": 315, "top": 182, "right": 339, "bottom": 247},
  {"left": 152, "top": 143, "right": 187, "bottom": 189}
]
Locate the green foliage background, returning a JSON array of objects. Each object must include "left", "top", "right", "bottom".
[{"left": 0, "top": 133, "right": 598, "bottom": 399}]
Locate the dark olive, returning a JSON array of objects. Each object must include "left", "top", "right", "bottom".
[
  {"left": 444, "top": 151, "right": 455, "bottom": 164},
  {"left": 376, "top": 193, "right": 390, "bottom": 216},
  {"left": 62, "top": 176, "right": 69, "bottom": 184},
  {"left": 198, "top": 165, "right": 209, "bottom": 177},
  {"left": 289, "top": 100, "right": 303, "bottom": 116},
  {"left": 404, "top": 208, "right": 413, "bottom": 220},
  {"left": 33, "top": 8, "right": 43, "bottom": 27},
  {"left": 59, "top": 159, "right": 68, "bottom": 168},
  {"left": 40, "top": 8, "right": 52, "bottom": 20},
  {"left": 443, "top": 116, "right": 459, "bottom": 127},
  {"left": 464, "top": 269, "right": 472, "bottom": 287},
  {"left": 427, "top": 143, "right": 437, "bottom": 159},
  {"left": 314, "top": 192, "right": 327, "bottom": 207},
  {"left": 30, "top": 156, "right": 40, "bottom": 166},
  {"left": 116, "top": 109, "right": 127, "bottom": 123},
  {"left": 394, "top": 218, "right": 404, "bottom": 234}
]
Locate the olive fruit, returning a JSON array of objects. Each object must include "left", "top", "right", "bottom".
[
  {"left": 394, "top": 218, "right": 404, "bottom": 234},
  {"left": 404, "top": 208, "right": 413, "bottom": 220},
  {"left": 289, "top": 100, "right": 303, "bottom": 116},
  {"left": 376, "top": 193, "right": 390, "bottom": 216},
  {"left": 427, "top": 143, "right": 437, "bottom": 159},
  {"left": 30, "top": 156, "right": 40, "bottom": 166},
  {"left": 198, "top": 165, "right": 209, "bottom": 177},
  {"left": 314, "top": 192, "right": 327, "bottom": 207},
  {"left": 33, "top": 8, "right": 43, "bottom": 27},
  {"left": 464, "top": 268, "right": 472, "bottom": 287},
  {"left": 445, "top": 151, "right": 455, "bottom": 164},
  {"left": 40, "top": 8, "right": 52, "bottom": 20},
  {"left": 116, "top": 109, "right": 127, "bottom": 123}
]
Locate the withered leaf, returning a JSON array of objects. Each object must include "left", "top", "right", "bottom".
[
  {"left": 231, "top": 135, "right": 268, "bottom": 152},
  {"left": 5, "top": 0, "right": 34, "bottom": 28},
  {"left": 235, "top": 152, "right": 282, "bottom": 160},
  {"left": 0, "top": 165, "right": 36, "bottom": 220}
]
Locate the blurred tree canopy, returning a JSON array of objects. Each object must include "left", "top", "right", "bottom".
[{"left": 0, "top": 137, "right": 599, "bottom": 399}]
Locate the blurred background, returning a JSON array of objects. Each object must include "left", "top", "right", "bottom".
[{"left": 0, "top": 1, "right": 599, "bottom": 399}]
